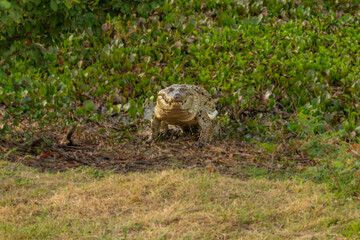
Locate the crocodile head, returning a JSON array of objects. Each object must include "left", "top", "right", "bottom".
[{"left": 156, "top": 85, "right": 196, "bottom": 110}]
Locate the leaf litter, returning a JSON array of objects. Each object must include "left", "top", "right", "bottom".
[{"left": 2, "top": 117, "right": 314, "bottom": 177}]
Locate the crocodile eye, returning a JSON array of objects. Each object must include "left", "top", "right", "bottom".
[
  {"left": 159, "top": 95, "right": 168, "bottom": 102},
  {"left": 158, "top": 95, "right": 169, "bottom": 106}
]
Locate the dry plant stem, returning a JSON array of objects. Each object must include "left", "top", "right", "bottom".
[
  {"left": 11, "top": 154, "right": 32, "bottom": 172},
  {"left": 53, "top": 146, "right": 89, "bottom": 166},
  {"left": 66, "top": 125, "right": 77, "bottom": 145},
  {"left": 268, "top": 152, "right": 277, "bottom": 180},
  {"left": 0, "top": 146, "right": 28, "bottom": 172},
  {"left": 268, "top": 143, "right": 282, "bottom": 180}
]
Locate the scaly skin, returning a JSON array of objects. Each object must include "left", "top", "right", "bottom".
[{"left": 149, "top": 84, "right": 218, "bottom": 146}]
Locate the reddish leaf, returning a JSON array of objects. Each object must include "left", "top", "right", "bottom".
[{"left": 57, "top": 55, "right": 64, "bottom": 65}]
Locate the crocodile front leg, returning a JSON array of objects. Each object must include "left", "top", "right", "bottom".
[
  {"left": 196, "top": 109, "right": 213, "bottom": 147},
  {"left": 147, "top": 116, "right": 161, "bottom": 142}
]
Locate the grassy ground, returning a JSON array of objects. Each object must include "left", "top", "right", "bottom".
[{"left": 1, "top": 160, "right": 359, "bottom": 239}]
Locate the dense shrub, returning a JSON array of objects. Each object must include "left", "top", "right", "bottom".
[
  {"left": 0, "top": 0, "right": 164, "bottom": 67},
  {"left": 1, "top": 0, "right": 360, "bottom": 137}
]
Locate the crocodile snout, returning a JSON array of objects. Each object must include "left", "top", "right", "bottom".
[{"left": 173, "top": 93, "right": 183, "bottom": 101}]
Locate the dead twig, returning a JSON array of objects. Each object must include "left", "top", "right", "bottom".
[
  {"left": 66, "top": 125, "right": 77, "bottom": 145},
  {"left": 51, "top": 145, "right": 90, "bottom": 166},
  {"left": 17, "top": 138, "right": 43, "bottom": 151}
]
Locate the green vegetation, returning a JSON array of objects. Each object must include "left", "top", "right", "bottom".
[
  {"left": 2, "top": 0, "right": 360, "bottom": 130},
  {"left": 2, "top": 0, "right": 360, "bottom": 238}
]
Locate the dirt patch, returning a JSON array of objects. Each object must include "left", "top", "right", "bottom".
[{"left": 2, "top": 121, "right": 313, "bottom": 176}]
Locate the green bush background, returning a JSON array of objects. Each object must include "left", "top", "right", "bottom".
[{"left": 1, "top": 0, "right": 360, "bottom": 134}]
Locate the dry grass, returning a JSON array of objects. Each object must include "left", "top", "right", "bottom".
[{"left": 0, "top": 161, "right": 359, "bottom": 239}]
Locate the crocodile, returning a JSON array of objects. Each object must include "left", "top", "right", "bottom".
[{"left": 148, "top": 84, "right": 218, "bottom": 146}]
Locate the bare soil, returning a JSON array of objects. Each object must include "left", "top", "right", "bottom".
[{"left": 2, "top": 120, "right": 313, "bottom": 176}]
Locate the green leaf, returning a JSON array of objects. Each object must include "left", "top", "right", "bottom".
[
  {"left": 84, "top": 12, "right": 96, "bottom": 27},
  {"left": 83, "top": 100, "right": 95, "bottom": 111},
  {"left": 50, "top": 0, "right": 58, "bottom": 11},
  {"left": 64, "top": 0, "right": 72, "bottom": 9},
  {"left": 103, "top": 44, "right": 111, "bottom": 57},
  {"left": 128, "top": 100, "right": 137, "bottom": 118},
  {"left": 0, "top": 0, "right": 11, "bottom": 9}
]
